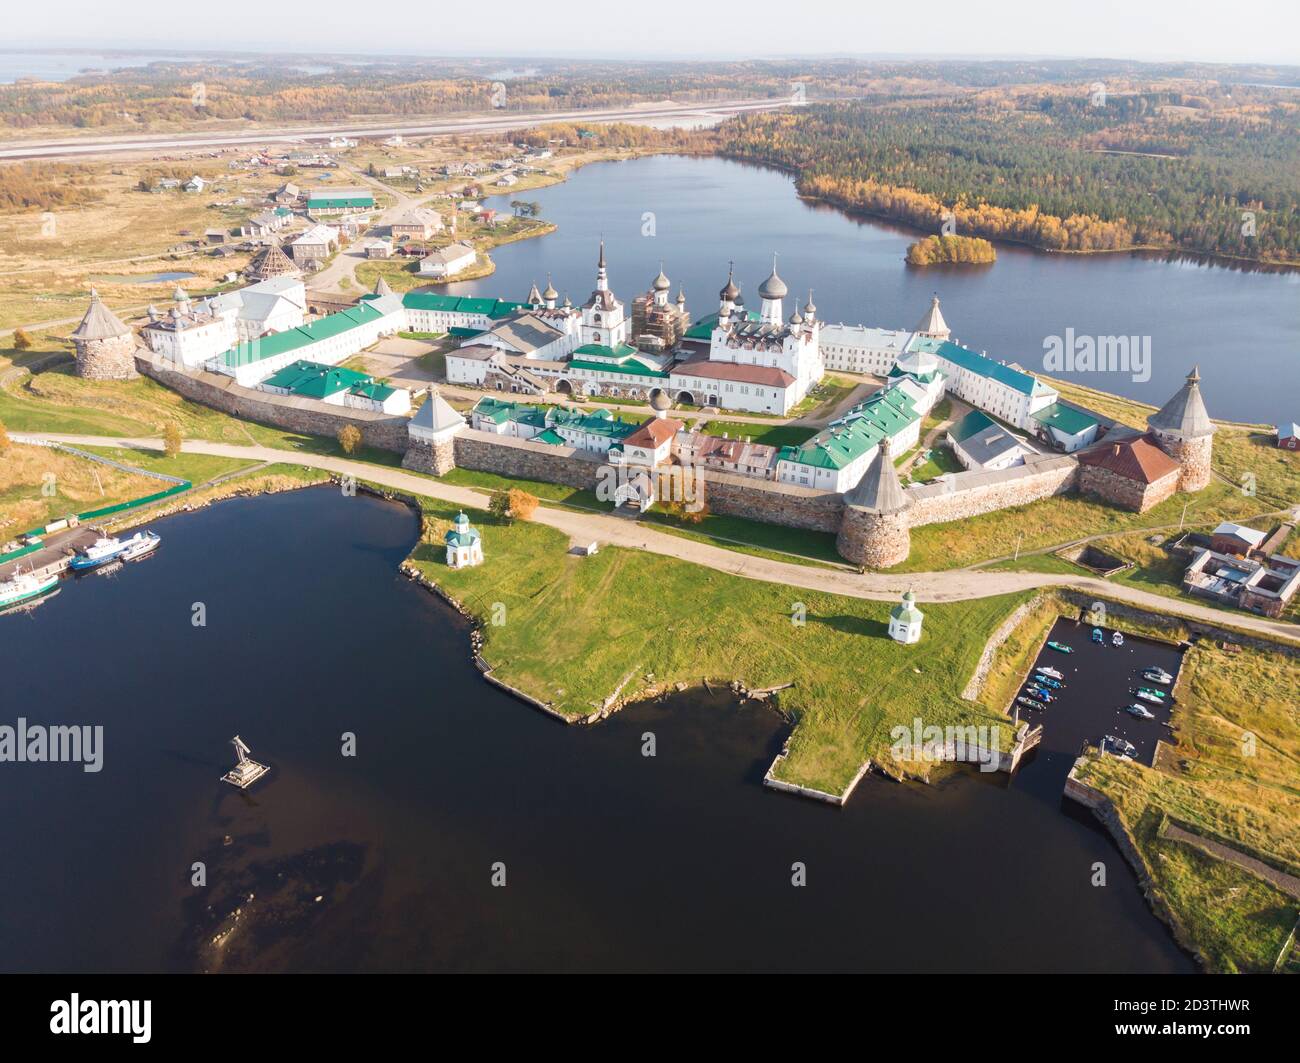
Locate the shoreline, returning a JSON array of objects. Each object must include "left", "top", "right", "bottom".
[{"left": 717, "top": 153, "right": 1300, "bottom": 273}]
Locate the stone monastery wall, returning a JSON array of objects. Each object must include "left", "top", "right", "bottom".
[
  {"left": 137, "top": 354, "right": 410, "bottom": 453},
  {"left": 452, "top": 429, "right": 845, "bottom": 532},
  {"left": 906, "top": 454, "right": 1080, "bottom": 528}
]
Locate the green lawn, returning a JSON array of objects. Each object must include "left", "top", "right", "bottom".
[
  {"left": 640, "top": 505, "right": 845, "bottom": 566},
  {"left": 700, "top": 421, "right": 818, "bottom": 448},
  {"left": 408, "top": 492, "right": 1026, "bottom": 794},
  {"left": 76, "top": 445, "right": 259, "bottom": 486},
  {"left": 907, "top": 443, "right": 964, "bottom": 483}
]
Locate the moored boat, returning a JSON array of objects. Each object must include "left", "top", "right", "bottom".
[
  {"left": 1126, "top": 703, "right": 1156, "bottom": 719},
  {"left": 0, "top": 568, "right": 59, "bottom": 610},
  {"left": 1137, "top": 686, "right": 1167, "bottom": 699},
  {"left": 1102, "top": 735, "right": 1137, "bottom": 759},
  {"left": 1034, "top": 674, "right": 1062, "bottom": 688},
  {"left": 1046, "top": 641, "right": 1073, "bottom": 654},
  {"left": 1092, "top": 628, "right": 1105, "bottom": 644},
  {"left": 1112, "top": 631, "right": 1124, "bottom": 647},
  {"left": 119, "top": 531, "right": 161, "bottom": 562},
  {"left": 69, "top": 536, "right": 128, "bottom": 571},
  {"left": 1015, "top": 696, "right": 1041, "bottom": 710},
  {"left": 1135, "top": 689, "right": 1164, "bottom": 704},
  {"left": 1037, "top": 666, "right": 1064, "bottom": 680},
  {"left": 1143, "top": 668, "right": 1173, "bottom": 684}
]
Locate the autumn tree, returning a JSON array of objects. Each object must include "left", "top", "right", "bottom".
[
  {"left": 12, "top": 328, "right": 32, "bottom": 351},
  {"left": 506, "top": 488, "right": 539, "bottom": 522},
  {"left": 488, "top": 488, "right": 512, "bottom": 522},
  {"left": 162, "top": 422, "right": 182, "bottom": 458},
  {"left": 0, "top": 419, "right": 10, "bottom": 453},
  {"left": 337, "top": 424, "right": 362, "bottom": 454}
]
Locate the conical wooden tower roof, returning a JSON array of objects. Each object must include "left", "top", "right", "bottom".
[
  {"left": 844, "top": 437, "right": 911, "bottom": 513},
  {"left": 1148, "top": 365, "right": 1214, "bottom": 438},
  {"left": 69, "top": 289, "right": 131, "bottom": 342},
  {"left": 245, "top": 241, "right": 301, "bottom": 281}
]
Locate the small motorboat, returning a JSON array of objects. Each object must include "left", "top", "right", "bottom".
[
  {"left": 1137, "top": 686, "right": 1167, "bottom": 700},
  {"left": 1143, "top": 668, "right": 1173, "bottom": 685},
  {"left": 119, "top": 530, "right": 161, "bottom": 562},
  {"left": 1034, "top": 675, "right": 1062, "bottom": 689},
  {"left": 1112, "top": 631, "right": 1124, "bottom": 647},
  {"left": 1015, "top": 696, "right": 1041, "bottom": 710},
  {"left": 1102, "top": 735, "right": 1138, "bottom": 759},
  {"left": 69, "top": 535, "right": 128, "bottom": 571},
  {"left": 1092, "top": 628, "right": 1105, "bottom": 644},
  {"left": 1037, "top": 666, "right": 1064, "bottom": 680},
  {"left": 1046, "top": 641, "right": 1073, "bottom": 654},
  {"left": 1126, "top": 703, "right": 1156, "bottom": 720},
  {"left": 1135, "top": 689, "right": 1164, "bottom": 705},
  {"left": 1027, "top": 687, "right": 1055, "bottom": 703}
]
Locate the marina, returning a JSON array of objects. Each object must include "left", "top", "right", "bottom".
[{"left": 1016, "top": 616, "right": 1181, "bottom": 768}]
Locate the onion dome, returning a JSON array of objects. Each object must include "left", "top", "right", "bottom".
[
  {"left": 733, "top": 288, "right": 745, "bottom": 308},
  {"left": 803, "top": 290, "right": 816, "bottom": 316},
  {"left": 650, "top": 389, "right": 672, "bottom": 412},
  {"left": 676, "top": 287, "right": 686, "bottom": 304},
  {"left": 789, "top": 307, "right": 804, "bottom": 325},
  {"left": 719, "top": 263, "right": 740, "bottom": 302},
  {"left": 758, "top": 255, "right": 787, "bottom": 300},
  {"left": 172, "top": 283, "right": 190, "bottom": 303},
  {"left": 652, "top": 264, "right": 671, "bottom": 291},
  {"left": 542, "top": 276, "right": 558, "bottom": 301}
]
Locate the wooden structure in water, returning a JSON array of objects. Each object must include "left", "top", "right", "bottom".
[{"left": 221, "top": 735, "right": 270, "bottom": 790}]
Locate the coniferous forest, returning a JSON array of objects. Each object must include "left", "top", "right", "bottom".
[{"left": 720, "top": 89, "right": 1300, "bottom": 264}]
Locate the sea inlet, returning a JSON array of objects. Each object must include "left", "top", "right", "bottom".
[{"left": 0, "top": 487, "right": 1194, "bottom": 972}]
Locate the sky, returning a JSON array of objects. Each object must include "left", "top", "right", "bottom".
[{"left": 4, "top": 0, "right": 1299, "bottom": 65}]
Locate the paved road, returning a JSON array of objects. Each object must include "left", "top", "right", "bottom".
[
  {"left": 0, "top": 99, "right": 795, "bottom": 161},
  {"left": 16, "top": 431, "right": 1300, "bottom": 646}
]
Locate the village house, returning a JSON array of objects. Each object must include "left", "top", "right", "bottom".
[
  {"left": 419, "top": 242, "right": 477, "bottom": 278},
  {"left": 304, "top": 186, "right": 375, "bottom": 215},
  {"left": 1210, "top": 522, "right": 1267, "bottom": 557},
  {"left": 390, "top": 208, "right": 444, "bottom": 243},
  {"left": 1279, "top": 423, "right": 1299, "bottom": 450},
  {"left": 675, "top": 430, "right": 778, "bottom": 480},
  {"left": 1183, "top": 547, "right": 1300, "bottom": 619},
  {"left": 289, "top": 224, "right": 340, "bottom": 269}
]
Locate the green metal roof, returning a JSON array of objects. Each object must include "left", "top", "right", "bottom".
[
  {"left": 567, "top": 358, "right": 668, "bottom": 379},
  {"left": 449, "top": 326, "right": 484, "bottom": 338},
  {"left": 401, "top": 292, "right": 522, "bottom": 319},
  {"left": 220, "top": 302, "right": 387, "bottom": 368},
  {"left": 949, "top": 409, "right": 997, "bottom": 444},
  {"left": 348, "top": 381, "right": 397, "bottom": 401},
  {"left": 534, "top": 428, "right": 566, "bottom": 446},
  {"left": 683, "top": 310, "right": 759, "bottom": 340},
  {"left": 548, "top": 406, "right": 638, "bottom": 439},
  {"left": 471, "top": 396, "right": 546, "bottom": 427},
  {"left": 778, "top": 385, "right": 919, "bottom": 470},
  {"left": 572, "top": 342, "right": 640, "bottom": 360},
  {"left": 926, "top": 339, "right": 1041, "bottom": 397},
  {"left": 1032, "top": 402, "right": 1100, "bottom": 436},
  {"left": 306, "top": 193, "right": 375, "bottom": 210}
]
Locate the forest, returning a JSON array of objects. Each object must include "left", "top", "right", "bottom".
[{"left": 719, "top": 87, "right": 1300, "bottom": 264}]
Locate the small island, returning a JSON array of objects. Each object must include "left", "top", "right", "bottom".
[{"left": 905, "top": 234, "right": 997, "bottom": 267}]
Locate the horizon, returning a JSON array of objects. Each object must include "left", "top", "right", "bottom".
[{"left": 4, "top": 0, "right": 1299, "bottom": 67}]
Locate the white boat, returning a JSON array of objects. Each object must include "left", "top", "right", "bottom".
[
  {"left": 69, "top": 535, "right": 128, "bottom": 571},
  {"left": 1127, "top": 703, "right": 1156, "bottom": 719},
  {"left": 1037, "top": 666, "right": 1064, "bottom": 680},
  {"left": 119, "top": 531, "right": 161, "bottom": 562},
  {"left": 1144, "top": 668, "right": 1173, "bottom": 684},
  {"left": 1112, "top": 631, "right": 1124, "bottom": 647},
  {"left": 0, "top": 568, "right": 59, "bottom": 610},
  {"left": 1135, "top": 689, "right": 1164, "bottom": 705}
]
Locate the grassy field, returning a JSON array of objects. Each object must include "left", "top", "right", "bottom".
[
  {"left": 1074, "top": 640, "right": 1300, "bottom": 972},
  {"left": 407, "top": 492, "right": 1026, "bottom": 794},
  {"left": 906, "top": 442, "right": 964, "bottom": 484},
  {"left": 76, "top": 445, "right": 260, "bottom": 486},
  {"left": 0, "top": 441, "right": 163, "bottom": 536},
  {"left": 901, "top": 478, "right": 1273, "bottom": 573},
  {"left": 640, "top": 506, "right": 844, "bottom": 566},
  {"left": 698, "top": 420, "right": 818, "bottom": 448}
]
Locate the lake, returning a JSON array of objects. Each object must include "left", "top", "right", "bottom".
[
  {"left": 448, "top": 155, "right": 1299, "bottom": 425},
  {"left": 0, "top": 487, "right": 1193, "bottom": 972}
]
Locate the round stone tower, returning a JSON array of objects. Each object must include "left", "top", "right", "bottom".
[
  {"left": 70, "top": 289, "right": 138, "bottom": 380},
  {"left": 1147, "top": 365, "right": 1215, "bottom": 492},
  {"left": 836, "top": 436, "right": 912, "bottom": 568}
]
